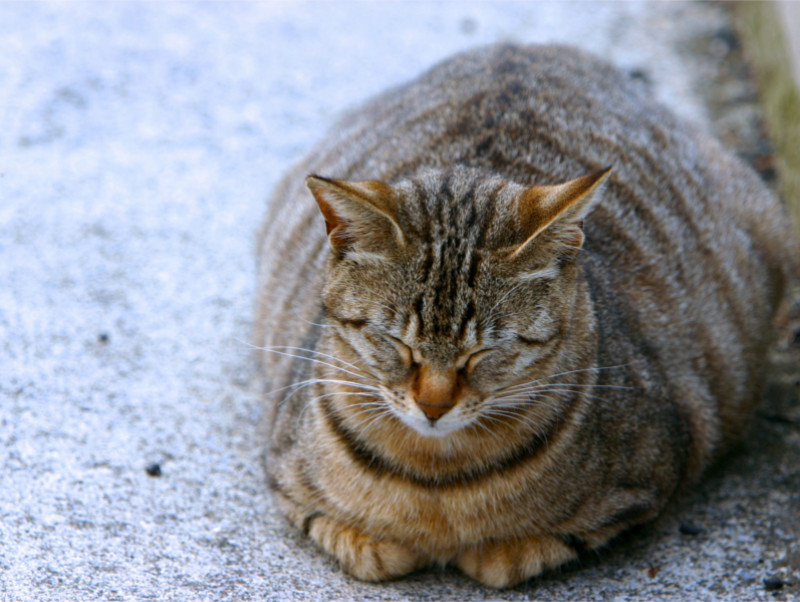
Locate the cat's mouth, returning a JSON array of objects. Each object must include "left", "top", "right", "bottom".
[
  {"left": 393, "top": 394, "right": 474, "bottom": 438},
  {"left": 376, "top": 383, "right": 476, "bottom": 438},
  {"left": 405, "top": 413, "right": 467, "bottom": 438}
]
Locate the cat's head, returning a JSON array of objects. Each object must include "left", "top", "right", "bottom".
[{"left": 307, "top": 166, "right": 610, "bottom": 438}]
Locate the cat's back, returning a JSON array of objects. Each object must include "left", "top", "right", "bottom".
[
  {"left": 259, "top": 43, "right": 791, "bottom": 267},
  {"left": 285, "top": 44, "right": 714, "bottom": 187}
]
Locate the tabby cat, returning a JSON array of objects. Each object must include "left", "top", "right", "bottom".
[{"left": 255, "top": 44, "right": 796, "bottom": 588}]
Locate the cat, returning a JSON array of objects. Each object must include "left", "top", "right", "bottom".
[{"left": 254, "top": 44, "right": 797, "bottom": 588}]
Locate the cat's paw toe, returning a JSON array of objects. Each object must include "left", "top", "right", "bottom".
[
  {"left": 351, "top": 538, "right": 425, "bottom": 582},
  {"left": 309, "top": 515, "right": 427, "bottom": 581},
  {"left": 455, "top": 545, "right": 529, "bottom": 588},
  {"left": 455, "top": 536, "right": 575, "bottom": 588}
]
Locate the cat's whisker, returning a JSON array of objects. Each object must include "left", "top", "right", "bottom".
[
  {"left": 492, "top": 390, "right": 619, "bottom": 409},
  {"left": 493, "top": 388, "right": 613, "bottom": 407},
  {"left": 488, "top": 397, "right": 560, "bottom": 412},
  {"left": 503, "top": 382, "right": 634, "bottom": 393},
  {"left": 359, "top": 410, "right": 396, "bottom": 431},
  {"left": 497, "top": 362, "right": 639, "bottom": 395},
  {"left": 311, "top": 391, "right": 389, "bottom": 414},
  {"left": 268, "top": 377, "right": 382, "bottom": 399},
  {"left": 303, "top": 391, "right": 382, "bottom": 415},
  {"left": 482, "top": 408, "right": 538, "bottom": 425},
  {"left": 332, "top": 405, "right": 392, "bottom": 428},
  {"left": 310, "top": 392, "right": 382, "bottom": 405},
  {"left": 486, "top": 409, "right": 555, "bottom": 432},
  {"left": 494, "top": 384, "right": 619, "bottom": 404},
  {"left": 248, "top": 341, "right": 362, "bottom": 372},
  {"left": 274, "top": 376, "right": 377, "bottom": 407},
  {"left": 257, "top": 345, "right": 379, "bottom": 384},
  {"left": 497, "top": 383, "right": 633, "bottom": 400},
  {"left": 492, "top": 391, "right": 560, "bottom": 403},
  {"left": 480, "top": 409, "right": 545, "bottom": 433},
  {"left": 272, "top": 377, "right": 383, "bottom": 417},
  {"left": 469, "top": 416, "right": 506, "bottom": 444},
  {"left": 291, "top": 311, "right": 335, "bottom": 329},
  {"left": 358, "top": 413, "right": 394, "bottom": 429},
  {"left": 263, "top": 344, "right": 377, "bottom": 377}
]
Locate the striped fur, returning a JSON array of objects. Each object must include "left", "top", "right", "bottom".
[{"left": 255, "top": 45, "right": 797, "bottom": 588}]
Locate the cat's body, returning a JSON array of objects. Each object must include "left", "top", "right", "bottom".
[{"left": 255, "top": 45, "right": 796, "bottom": 587}]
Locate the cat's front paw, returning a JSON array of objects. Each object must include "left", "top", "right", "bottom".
[
  {"left": 308, "top": 514, "right": 428, "bottom": 581},
  {"left": 455, "top": 535, "right": 576, "bottom": 588}
]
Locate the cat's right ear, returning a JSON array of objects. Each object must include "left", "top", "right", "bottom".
[
  {"left": 511, "top": 167, "right": 612, "bottom": 258},
  {"left": 306, "top": 175, "right": 405, "bottom": 256}
]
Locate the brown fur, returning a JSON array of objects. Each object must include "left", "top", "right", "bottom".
[{"left": 255, "top": 44, "right": 797, "bottom": 587}]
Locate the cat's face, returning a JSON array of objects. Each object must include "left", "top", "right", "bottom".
[
  {"left": 322, "top": 257, "right": 572, "bottom": 437},
  {"left": 310, "top": 167, "right": 609, "bottom": 438}
]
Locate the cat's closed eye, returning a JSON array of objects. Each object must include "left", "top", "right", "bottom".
[
  {"left": 456, "top": 348, "right": 494, "bottom": 375},
  {"left": 380, "top": 333, "right": 416, "bottom": 368}
]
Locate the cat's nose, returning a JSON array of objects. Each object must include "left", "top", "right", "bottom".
[
  {"left": 414, "top": 365, "right": 457, "bottom": 421},
  {"left": 417, "top": 401, "right": 453, "bottom": 421}
]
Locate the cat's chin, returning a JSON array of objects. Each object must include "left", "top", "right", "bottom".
[{"left": 395, "top": 412, "right": 471, "bottom": 439}]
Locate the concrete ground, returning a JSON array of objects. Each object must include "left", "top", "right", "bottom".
[{"left": 1, "top": 2, "right": 798, "bottom": 601}]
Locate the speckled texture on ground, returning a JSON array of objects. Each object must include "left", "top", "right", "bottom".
[{"left": 1, "top": 2, "right": 798, "bottom": 601}]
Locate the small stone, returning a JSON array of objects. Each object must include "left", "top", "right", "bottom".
[
  {"left": 758, "top": 166, "right": 777, "bottom": 183},
  {"left": 713, "top": 27, "right": 740, "bottom": 52},
  {"left": 459, "top": 17, "right": 477, "bottom": 35},
  {"left": 98, "top": 332, "right": 110, "bottom": 344},
  {"left": 628, "top": 68, "right": 651, "bottom": 84},
  {"left": 763, "top": 576, "right": 784, "bottom": 591},
  {"left": 145, "top": 463, "right": 162, "bottom": 477},
  {"left": 679, "top": 523, "right": 704, "bottom": 536}
]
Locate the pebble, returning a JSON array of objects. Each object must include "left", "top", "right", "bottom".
[{"left": 679, "top": 523, "right": 704, "bottom": 536}]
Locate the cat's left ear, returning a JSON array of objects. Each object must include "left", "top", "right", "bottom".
[
  {"left": 511, "top": 166, "right": 612, "bottom": 258},
  {"left": 306, "top": 175, "right": 405, "bottom": 256}
]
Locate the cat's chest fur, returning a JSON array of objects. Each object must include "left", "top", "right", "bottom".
[{"left": 255, "top": 44, "right": 797, "bottom": 588}]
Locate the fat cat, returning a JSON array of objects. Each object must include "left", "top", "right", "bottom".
[{"left": 254, "top": 44, "right": 797, "bottom": 587}]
